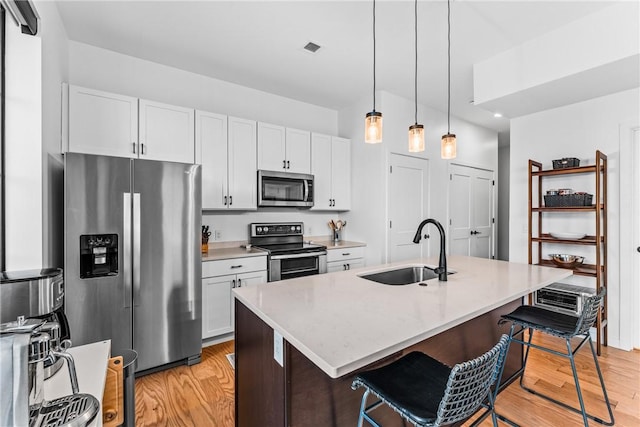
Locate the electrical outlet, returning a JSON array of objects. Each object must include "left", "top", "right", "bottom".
[{"left": 215, "top": 230, "right": 222, "bottom": 240}]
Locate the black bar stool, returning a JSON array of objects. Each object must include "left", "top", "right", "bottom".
[
  {"left": 498, "top": 290, "right": 614, "bottom": 426},
  {"left": 350, "top": 335, "right": 509, "bottom": 427}
]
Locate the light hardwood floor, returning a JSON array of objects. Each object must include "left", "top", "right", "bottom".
[{"left": 135, "top": 335, "right": 639, "bottom": 426}]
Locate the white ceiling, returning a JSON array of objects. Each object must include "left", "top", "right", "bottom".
[{"left": 55, "top": 1, "right": 618, "bottom": 133}]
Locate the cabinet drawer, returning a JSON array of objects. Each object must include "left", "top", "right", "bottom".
[
  {"left": 326, "top": 246, "right": 365, "bottom": 263},
  {"left": 203, "top": 256, "right": 267, "bottom": 277}
]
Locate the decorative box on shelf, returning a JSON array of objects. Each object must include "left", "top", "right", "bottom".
[
  {"left": 544, "top": 193, "right": 593, "bottom": 207},
  {"left": 552, "top": 157, "right": 580, "bottom": 169}
]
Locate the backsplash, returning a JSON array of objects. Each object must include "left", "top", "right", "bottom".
[{"left": 203, "top": 210, "right": 345, "bottom": 242}]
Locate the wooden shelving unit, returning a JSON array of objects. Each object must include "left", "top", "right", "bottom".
[{"left": 528, "top": 150, "right": 607, "bottom": 355}]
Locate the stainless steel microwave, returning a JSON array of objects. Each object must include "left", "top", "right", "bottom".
[{"left": 257, "top": 170, "right": 314, "bottom": 208}]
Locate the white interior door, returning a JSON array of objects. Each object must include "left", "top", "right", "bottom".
[
  {"left": 388, "top": 154, "right": 429, "bottom": 262},
  {"left": 449, "top": 164, "right": 495, "bottom": 259},
  {"left": 634, "top": 129, "right": 640, "bottom": 348}
]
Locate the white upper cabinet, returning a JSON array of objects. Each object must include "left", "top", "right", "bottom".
[
  {"left": 138, "top": 99, "right": 195, "bottom": 163},
  {"left": 196, "top": 111, "right": 228, "bottom": 209},
  {"left": 285, "top": 128, "right": 311, "bottom": 174},
  {"left": 65, "top": 85, "right": 196, "bottom": 164},
  {"left": 67, "top": 85, "right": 138, "bottom": 158},
  {"left": 257, "top": 122, "right": 311, "bottom": 174},
  {"left": 311, "top": 134, "right": 351, "bottom": 211},
  {"left": 227, "top": 117, "right": 257, "bottom": 210},
  {"left": 330, "top": 137, "right": 351, "bottom": 210},
  {"left": 257, "top": 122, "right": 286, "bottom": 171},
  {"left": 197, "top": 113, "right": 257, "bottom": 210}
]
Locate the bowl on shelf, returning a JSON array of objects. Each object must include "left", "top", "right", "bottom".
[
  {"left": 549, "top": 232, "right": 586, "bottom": 240},
  {"left": 548, "top": 254, "right": 585, "bottom": 268}
]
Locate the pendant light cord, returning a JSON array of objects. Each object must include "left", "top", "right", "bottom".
[
  {"left": 414, "top": 0, "right": 418, "bottom": 125},
  {"left": 373, "top": 0, "right": 376, "bottom": 111},
  {"left": 447, "top": 0, "right": 451, "bottom": 133}
]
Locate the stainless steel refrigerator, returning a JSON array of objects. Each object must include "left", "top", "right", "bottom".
[{"left": 64, "top": 153, "right": 202, "bottom": 372}]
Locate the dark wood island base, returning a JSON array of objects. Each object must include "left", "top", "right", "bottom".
[{"left": 235, "top": 298, "right": 522, "bottom": 427}]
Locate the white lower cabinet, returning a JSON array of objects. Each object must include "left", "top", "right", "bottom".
[
  {"left": 326, "top": 246, "right": 365, "bottom": 273},
  {"left": 202, "top": 256, "right": 267, "bottom": 339}
]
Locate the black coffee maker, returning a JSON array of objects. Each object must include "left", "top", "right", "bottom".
[{"left": 0, "top": 268, "right": 70, "bottom": 378}]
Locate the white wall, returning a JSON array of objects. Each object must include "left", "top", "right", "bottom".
[
  {"left": 68, "top": 41, "right": 343, "bottom": 242},
  {"left": 5, "top": 19, "right": 43, "bottom": 270},
  {"left": 340, "top": 91, "right": 498, "bottom": 266},
  {"left": 68, "top": 41, "right": 337, "bottom": 134},
  {"left": 509, "top": 87, "right": 640, "bottom": 349}
]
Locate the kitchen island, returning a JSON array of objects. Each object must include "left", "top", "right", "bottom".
[{"left": 232, "top": 255, "right": 572, "bottom": 426}]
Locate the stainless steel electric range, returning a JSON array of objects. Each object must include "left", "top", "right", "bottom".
[{"left": 249, "top": 222, "right": 327, "bottom": 282}]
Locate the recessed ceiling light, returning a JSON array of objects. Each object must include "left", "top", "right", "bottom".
[
  {"left": 303, "top": 42, "right": 321, "bottom": 53},
  {"left": 493, "top": 112, "right": 503, "bottom": 118}
]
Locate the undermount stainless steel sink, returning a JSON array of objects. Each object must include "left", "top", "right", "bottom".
[{"left": 359, "top": 265, "right": 455, "bottom": 285}]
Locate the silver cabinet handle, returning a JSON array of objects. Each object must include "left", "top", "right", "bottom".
[
  {"left": 232, "top": 279, "right": 236, "bottom": 288},
  {"left": 224, "top": 195, "right": 228, "bottom": 205},
  {"left": 329, "top": 199, "right": 332, "bottom": 207},
  {"left": 283, "top": 160, "right": 286, "bottom": 169},
  {"left": 141, "top": 143, "right": 146, "bottom": 155},
  {"left": 287, "top": 160, "right": 290, "bottom": 169},
  {"left": 229, "top": 195, "right": 233, "bottom": 205},
  {"left": 230, "top": 265, "right": 243, "bottom": 269},
  {"left": 342, "top": 253, "right": 351, "bottom": 256},
  {"left": 132, "top": 142, "right": 136, "bottom": 154},
  {"left": 237, "top": 278, "right": 242, "bottom": 288}
]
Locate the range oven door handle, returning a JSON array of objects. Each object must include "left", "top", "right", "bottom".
[{"left": 270, "top": 251, "right": 327, "bottom": 261}]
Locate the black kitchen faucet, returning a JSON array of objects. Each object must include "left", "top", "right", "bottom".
[{"left": 412, "top": 218, "right": 448, "bottom": 281}]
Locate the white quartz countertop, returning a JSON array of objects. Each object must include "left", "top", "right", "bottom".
[
  {"left": 233, "top": 255, "right": 572, "bottom": 378},
  {"left": 313, "top": 240, "right": 366, "bottom": 250},
  {"left": 44, "top": 340, "right": 110, "bottom": 427},
  {"left": 202, "top": 246, "right": 267, "bottom": 261}
]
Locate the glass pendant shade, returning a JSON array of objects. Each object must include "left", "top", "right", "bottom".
[
  {"left": 408, "top": 124, "right": 425, "bottom": 153},
  {"left": 441, "top": 133, "right": 457, "bottom": 159},
  {"left": 365, "top": 111, "right": 383, "bottom": 144}
]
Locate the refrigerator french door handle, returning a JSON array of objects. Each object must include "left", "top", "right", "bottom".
[
  {"left": 123, "top": 193, "right": 132, "bottom": 308},
  {"left": 133, "top": 193, "right": 141, "bottom": 307}
]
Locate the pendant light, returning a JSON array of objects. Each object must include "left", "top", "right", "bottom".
[
  {"left": 365, "top": 0, "right": 383, "bottom": 144},
  {"left": 408, "top": 0, "right": 424, "bottom": 153},
  {"left": 441, "top": 0, "right": 457, "bottom": 159}
]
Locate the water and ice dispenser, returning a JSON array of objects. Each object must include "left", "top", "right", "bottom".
[{"left": 79, "top": 234, "right": 118, "bottom": 279}]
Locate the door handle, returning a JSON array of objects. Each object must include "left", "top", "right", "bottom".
[
  {"left": 232, "top": 279, "right": 236, "bottom": 288},
  {"left": 132, "top": 142, "right": 136, "bottom": 154},
  {"left": 224, "top": 195, "right": 228, "bottom": 206},
  {"left": 287, "top": 160, "right": 290, "bottom": 169},
  {"left": 133, "top": 193, "right": 141, "bottom": 307},
  {"left": 229, "top": 195, "right": 233, "bottom": 206},
  {"left": 123, "top": 193, "right": 132, "bottom": 308},
  {"left": 141, "top": 143, "right": 145, "bottom": 155},
  {"left": 637, "top": 246, "right": 640, "bottom": 253},
  {"left": 283, "top": 160, "right": 286, "bottom": 169},
  {"left": 237, "top": 278, "right": 242, "bottom": 288}
]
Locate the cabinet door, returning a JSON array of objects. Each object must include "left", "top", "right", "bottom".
[
  {"left": 331, "top": 137, "right": 351, "bottom": 210},
  {"left": 68, "top": 85, "right": 138, "bottom": 158},
  {"left": 139, "top": 99, "right": 195, "bottom": 163},
  {"left": 285, "top": 128, "right": 311, "bottom": 174},
  {"left": 236, "top": 271, "right": 268, "bottom": 288},
  {"left": 228, "top": 117, "right": 257, "bottom": 210},
  {"left": 196, "top": 111, "right": 228, "bottom": 209},
  {"left": 202, "top": 274, "right": 235, "bottom": 339},
  {"left": 311, "top": 133, "right": 333, "bottom": 210},
  {"left": 257, "top": 122, "right": 286, "bottom": 172},
  {"left": 327, "top": 262, "right": 347, "bottom": 273},
  {"left": 346, "top": 259, "right": 365, "bottom": 270}
]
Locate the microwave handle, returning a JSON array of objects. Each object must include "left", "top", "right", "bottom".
[{"left": 304, "top": 179, "right": 309, "bottom": 202}]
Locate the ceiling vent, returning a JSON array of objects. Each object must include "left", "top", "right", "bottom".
[{"left": 303, "top": 42, "right": 321, "bottom": 53}]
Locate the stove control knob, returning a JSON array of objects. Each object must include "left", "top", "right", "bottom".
[
  {"left": 263, "top": 227, "right": 269, "bottom": 233},
  {"left": 291, "top": 226, "right": 295, "bottom": 231},
  {"left": 296, "top": 226, "right": 301, "bottom": 231},
  {"left": 257, "top": 227, "right": 262, "bottom": 233}
]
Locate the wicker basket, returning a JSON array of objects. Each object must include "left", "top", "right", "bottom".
[
  {"left": 552, "top": 158, "right": 580, "bottom": 169},
  {"left": 544, "top": 194, "right": 593, "bottom": 207}
]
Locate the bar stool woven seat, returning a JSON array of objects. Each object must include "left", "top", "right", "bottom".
[
  {"left": 351, "top": 335, "right": 509, "bottom": 427},
  {"left": 499, "top": 290, "right": 614, "bottom": 426}
]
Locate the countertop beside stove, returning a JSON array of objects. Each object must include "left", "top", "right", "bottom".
[{"left": 202, "top": 239, "right": 366, "bottom": 262}]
